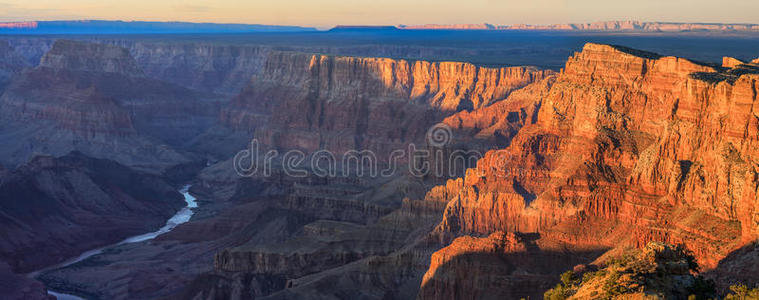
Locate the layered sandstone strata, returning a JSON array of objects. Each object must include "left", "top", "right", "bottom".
[
  {"left": 221, "top": 51, "right": 553, "bottom": 158},
  {"left": 107, "top": 40, "right": 272, "bottom": 94},
  {"left": 419, "top": 43, "right": 759, "bottom": 298},
  {"left": 0, "top": 40, "right": 221, "bottom": 169}
]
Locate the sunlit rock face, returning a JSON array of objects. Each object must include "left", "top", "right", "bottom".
[{"left": 417, "top": 43, "right": 759, "bottom": 298}]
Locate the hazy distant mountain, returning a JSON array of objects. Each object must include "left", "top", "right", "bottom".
[
  {"left": 328, "top": 25, "right": 400, "bottom": 32},
  {"left": 398, "top": 21, "right": 759, "bottom": 32},
  {"left": 0, "top": 20, "right": 316, "bottom": 34}
]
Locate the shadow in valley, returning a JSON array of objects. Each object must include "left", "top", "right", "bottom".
[
  {"left": 703, "top": 241, "right": 759, "bottom": 294},
  {"left": 418, "top": 232, "right": 608, "bottom": 300}
]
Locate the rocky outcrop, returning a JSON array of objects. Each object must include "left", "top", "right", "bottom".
[
  {"left": 723, "top": 57, "right": 745, "bottom": 68},
  {"left": 0, "top": 152, "right": 183, "bottom": 273},
  {"left": 441, "top": 75, "right": 556, "bottom": 147},
  {"left": 419, "top": 42, "right": 759, "bottom": 297},
  {"left": 419, "top": 232, "right": 605, "bottom": 300},
  {"left": 419, "top": 232, "right": 532, "bottom": 299}
]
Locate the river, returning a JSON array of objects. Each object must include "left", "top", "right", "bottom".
[{"left": 37, "top": 185, "right": 198, "bottom": 300}]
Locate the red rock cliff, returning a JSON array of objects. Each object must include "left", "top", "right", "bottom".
[{"left": 420, "top": 43, "right": 759, "bottom": 297}]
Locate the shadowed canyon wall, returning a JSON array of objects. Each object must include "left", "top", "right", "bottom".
[
  {"left": 0, "top": 152, "right": 183, "bottom": 273},
  {"left": 0, "top": 40, "right": 222, "bottom": 170}
]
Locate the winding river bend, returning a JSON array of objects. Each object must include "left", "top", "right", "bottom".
[{"left": 37, "top": 185, "right": 198, "bottom": 300}]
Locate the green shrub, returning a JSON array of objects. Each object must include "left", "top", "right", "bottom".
[
  {"left": 544, "top": 271, "right": 580, "bottom": 300},
  {"left": 561, "top": 271, "right": 577, "bottom": 286},
  {"left": 544, "top": 284, "right": 571, "bottom": 300},
  {"left": 582, "top": 271, "right": 599, "bottom": 284},
  {"left": 724, "top": 284, "right": 759, "bottom": 300},
  {"left": 602, "top": 271, "right": 626, "bottom": 298},
  {"left": 686, "top": 275, "right": 716, "bottom": 300}
]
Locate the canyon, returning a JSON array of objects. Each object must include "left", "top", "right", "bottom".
[
  {"left": 198, "top": 42, "right": 759, "bottom": 299},
  {"left": 18, "top": 38, "right": 553, "bottom": 299},
  {"left": 0, "top": 152, "right": 184, "bottom": 273},
  {"left": 0, "top": 32, "right": 757, "bottom": 300},
  {"left": 0, "top": 152, "right": 185, "bottom": 299}
]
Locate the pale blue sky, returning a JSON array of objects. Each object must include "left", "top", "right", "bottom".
[{"left": 1, "top": 0, "right": 758, "bottom": 28}]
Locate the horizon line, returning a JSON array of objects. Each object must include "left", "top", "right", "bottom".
[{"left": 3, "top": 19, "right": 759, "bottom": 30}]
